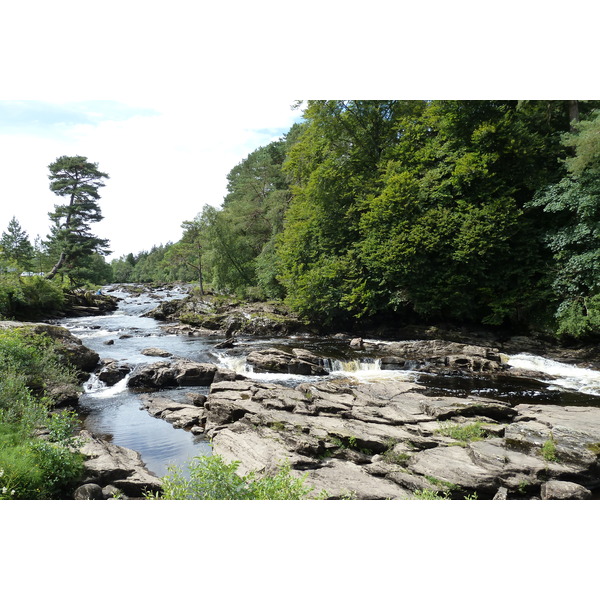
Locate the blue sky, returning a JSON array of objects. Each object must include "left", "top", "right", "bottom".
[{"left": 0, "top": 99, "right": 303, "bottom": 257}]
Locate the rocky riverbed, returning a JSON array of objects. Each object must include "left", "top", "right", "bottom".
[
  {"left": 104, "top": 324, "right": 600, "bottom": 500},
  {"left": 11, "top": 283, "right": 600, "bottom": 500}
]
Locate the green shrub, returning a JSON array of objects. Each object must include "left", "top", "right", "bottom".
[
  {"left": 0, "top": 329, "right": 85, "bottom": 499},
  {"left": 0, "top": 328, "right": 78, "bottom": 395},
  {"left": 0, "top": 274, "right": 65, "bottom": 319},
  {"left": 150, "top": 454, "right": 315, "bottom": 500},
  {"left": 0, "top": 375, "right": 47, "bottom": 433},
  {"left": 541, "top": 437, "right": 559, "bottom": 462},
  {"left": 436, "top": 421, "right": 490, "bottom": 445},
  {"left": 0, "top": 429, "right": 84, "bottom": 500}
]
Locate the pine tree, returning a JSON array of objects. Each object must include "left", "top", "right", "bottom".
[
  {"left": 0, "top": 216, "right": 34, "bottom": 270},
  {"left": 45, "top": 156, "right": 110, "bottom": 282}
]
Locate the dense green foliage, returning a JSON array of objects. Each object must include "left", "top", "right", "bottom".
[
  {"left": 529, "top": 110, "right": 600, "bottom": 339},
  {"left": 150, "top": 454, "right": 316, "bottom": 500},
  {"left": 0, "top": 328, "right": 84, "bottom": 499},
  {"left": 156, "top": 99, "right": 599, "bottom": 340},
  {"left": 0, "top": 271, "right": 66, "bottom": 319}
]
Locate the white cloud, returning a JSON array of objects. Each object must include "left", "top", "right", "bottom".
[{"left": 0, "top": 98, "right": 302, "bottom": 258}]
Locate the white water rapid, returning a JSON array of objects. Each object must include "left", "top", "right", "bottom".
[{"left": 506, "top": 353, "right": 600, "bottom": 396}]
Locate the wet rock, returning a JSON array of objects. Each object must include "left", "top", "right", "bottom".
[
  {"left": 98, "top": 360, "right": 131, "bottom": 385},
  {"left": 246, "top": 347, "right": 328, "bottom": 376},
  {"left": 128, "top": 359, "right": 218, "bottom": 389},
  {"left": 214, "top": 338, "right": 236, "bottom": 349},
  {"left": 380, "top": 356, "right": 406, "bottom": 370},
  {"left": 141, "top": 347, "right": 173, "bottom": 357},
  {"left": 541, "top": 480, "right": 592, "bottom": 500},
  {"left": 186, "top": 392, "right": 207, "bottom": 407},
  {"left": 142, "top": 396, "right": 205, "bottom": 429},
  {"left": 364, "top": 339, "right": 504, "bottom": 374}
]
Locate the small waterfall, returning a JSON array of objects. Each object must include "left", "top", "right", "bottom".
[
  {"left": 84, "top": 374, "right": 132, "bottom": 399},
  {"left": 327, "top": 357, "right": 382, "bottom": 372}
]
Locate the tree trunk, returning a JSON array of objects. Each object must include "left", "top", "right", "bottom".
[
  {"left": 568, "top": 100, "right": 580, "bottom": 131},
  {"left": 46, "top": 252, "right": 65, "bottom": 280}
]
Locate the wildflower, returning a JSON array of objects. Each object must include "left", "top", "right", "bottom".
[
  {"left": 1, "top": 487, "right": 6, "bottom": 494},
  {"left": 11, "top": 490, "right": 15, "bottom": 496}
]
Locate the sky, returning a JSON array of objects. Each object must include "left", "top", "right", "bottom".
[{"left": 0, "top": 98, "right": 304, "bottom": 258}]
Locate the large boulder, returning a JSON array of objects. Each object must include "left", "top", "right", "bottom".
[
  {"left": 246, "top": 347, "right": 328, "bottom": 376},
  {"left": 541, "top": 480, "right": 593, "bottom": 500},
  {"left": 98, "top": 359, "right": 131, "bottom": 385},
  {"left": 127, "top": 359, "right": 218, "bottom": 390}
]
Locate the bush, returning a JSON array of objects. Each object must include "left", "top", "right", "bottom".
[
  {"left": 0, "top": 426, "right": 84, "bottom": 500},
  {"left": 0, "top": 328, "right": 78, "bottom": 396},
  {"left": 0, "top": 274, "right": 65, "bottom": 319},
  {"left": 150, "top": 454, "right": 316, "bottom": 500}
]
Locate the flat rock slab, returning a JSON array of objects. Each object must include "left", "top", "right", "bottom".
[
  {"left": 142, "top": 396, "right": 205, "bottom": 429},
  {"left": 507, "top": 404, "right": 600, "bottom": 467},
  {"left": 304, "top": 459, "right": 413, "bottom": 499},
  {"left": 408, "top": 445, "right": 500, "bottom": 494},
  {"left": 211, "top": 426, "right": 301, "bottom": 476},
  {"left": 128, "top": 359, "right": 218, "bottom": 389}
]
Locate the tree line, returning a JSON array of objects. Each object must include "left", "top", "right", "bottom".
[{"left": 111, "top": 100, "right": 600, "bottom": 341}]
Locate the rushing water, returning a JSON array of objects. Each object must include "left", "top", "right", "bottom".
[{"left": 59, "top": 285, "right": 600, "bottom": 478}]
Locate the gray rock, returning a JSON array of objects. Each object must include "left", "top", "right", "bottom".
[
  {"left": 74, "top": 483, "right": 104, "bottom": 500},
  {"left": 78, "top": 430, "right": 162, "bottom": 497},
  {"left": 506, "top": 404, "right": 600, "bottom": 473},
  {"left": 98, "top": 361, "right": 131, "bottom": 385},
  {"left": 304, "top": 459, "right": 412, "bottom": 499},
  {"left": 493, "top": 487, "right": 508, "bottom": 500},
  {"left": 246, "top": 348, "right": 328, "bottom": 376},
  {"left": 128, "top": 359, "right": 218, "bottom": 389},
  {"left": 142, "top": 396, "right": 205, "bottom": 429},
  {"left": 541, "top": 480, "right": 593, "bottom": 500},
  {"left": 419, "top": 396, "right": 517, "bottom": 421},
  {"left": 409, "top": 445, "right": 500, "bottom": 494},
  {"left": 141, "top": 347, "right": 173, "bottom": 357}
]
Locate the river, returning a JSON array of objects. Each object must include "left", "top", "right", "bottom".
[{"left": 59, "top": 285, "right": 600, "bottom": 479}]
